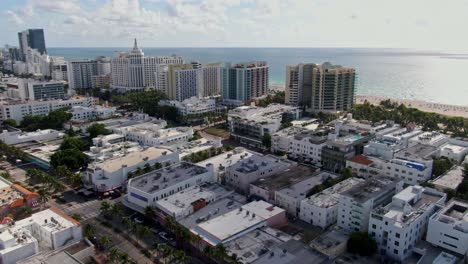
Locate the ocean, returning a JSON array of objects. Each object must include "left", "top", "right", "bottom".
[{"left": 48, "top": 47, "right": 468, "bottom": 106}]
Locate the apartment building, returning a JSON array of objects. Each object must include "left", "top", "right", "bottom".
[
  {"left": 224, "top": 154, "right": 294, "bottom": 194},
  {"left": 0, "top": 96, "right": 96, "bottom": 122},
  {"left": 321, "top": 133, "right": 370, "bottom": 173},
  {"left": 82, "top": 147, "right": 179, "bottom": 192},
  {"left": 369, "top": 186, "right": 446, "bottom": 261},
  {"left": 113, "top": 122, "right": 193, "bottom": 147},
  {"left": 125, "top": 162, "right": 214, "bottom": 211},
  {"left": 337, "top": 176, "right": 404, "bottom": 232},
  {"left": 228, "top": 104, "right": 301, "bottom": 149},
  {"left": 221, "top": 62, "right": 269, "bottom": 102},
  {"left": 299, "top": 177, "right": 364, "bottom": 229},
  {"left": 426, "top": 199, "right": 468, "bottom": 256},
  {"left": 285, "top": 63, "right": 314, "bottom": 106}
]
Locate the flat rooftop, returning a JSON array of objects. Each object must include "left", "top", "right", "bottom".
[
  {"left": 396, "top": 143, "right": 437, "bottom": 159},
  {"left": 197, "top": 147, "right": 257, "bottom": 175},
  {"left": 252, "top": 239, "right": 329, "bottom": 264},
  {"left": 156, "top": 183, "right": 233, "bottom": 217},
  {"left": 277, "top": 171, "right": 337, "bottom": 200},
  {"left": 176, "top": 138, "right": 222, "bottom": 158},
  {"left": 224, "top": 227, "right": 291, "bottom": 264},
  {"left": 251, "top": 165, "right": 316, "bottom": 191},
  {"left": 431, "top": 166, "right": 464, "bottom": 190},
  {"left": 229, "top": 104, "right": 298, "bottom": 123},
  {"left": 179, "top": 194, "right": 246, "bottom": 230},
  {"left": 91, "top": 147, "right": 174, "bottom": 173},
  {"left": 327, "top": 134, "right": 368, "bottom": 148},
  {"left": 342, "top": 175, "right": 401, "bottom": 203},
  {"left": 441, "top": 143, "right": 468, "bottom": 155},
  {"left": 129, "top": 162, "right": 209, "bottom": 194},
  {"left": 191, "top": 201, "right": 284, "bottom": 245},
  {"left": 410, "top": 131, "right": 448, "bottom": 146},
  {"left": 232, "top": 154, "right": 292, "bottom": 174},
  {"left": 304, "top": 178, "right": 365, "bottom": 208},
  {"left": 431, "top": 199, "right": 468, "bottom": 227}
]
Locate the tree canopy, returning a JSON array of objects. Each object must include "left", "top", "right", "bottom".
[
  {"left": 347, "top": 231, "right": 377, "bottom": 256},
  {"left": 86, "top": 123, "right": 111, "bottom": 139},
  {"left": 20, "top": 108, "right": 72, "bottom": 131},
  {"left": 262, "top": 133, "right": 272, "bottom": 149},
  {"left": 2, "top": 119, "right": 17, "bottom": 127},
  {"left": 50, "top": 148, "right": 87, "bottom": 171}
]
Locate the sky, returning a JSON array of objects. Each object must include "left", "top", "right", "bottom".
[{"left": 2, "top": 0, "right": 468, "bottom": 51}]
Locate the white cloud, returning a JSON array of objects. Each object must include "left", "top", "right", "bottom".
[{"left": 5, "top": 10, "right": 25, "bottom": 25}]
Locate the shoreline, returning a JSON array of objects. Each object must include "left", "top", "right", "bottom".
[{"left": 356, "top": 95, "right": 468, "bottom": 118}]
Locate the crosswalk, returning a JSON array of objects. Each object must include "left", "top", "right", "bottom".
[
  {"left": 80, "top": 211, "right": 100, "bottom": 221},
  {"left": 63, "top": 200, "right": 100, "bottom": 212}
]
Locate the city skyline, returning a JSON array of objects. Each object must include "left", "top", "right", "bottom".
[{"left": 1, "top": 0, "right": 468, "bottom": 52}]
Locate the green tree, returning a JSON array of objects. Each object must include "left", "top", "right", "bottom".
[
  {"left": 84, "top": 224, "right": 96, "bottom": 238},
  {"left": 60, "top": 136, "right": 87, "bottom": 151},
  {"left": 262, "top": 133, "right": 272, "bottom": 149},
  {"left": 99, "top": 235, "right": 112, "bottom": 250},
  {"left": 37, "top": 188, "right": 51, "bottom": 204},
  {"left": 2, "top": 119, "right": 17, "bottom": 127},
  {"left": 432, "top": 157, "right": 454, "bottom": 177},
  {"left": 50, "top": 148, "right": 88, "bottom": 170},
  {"left": 86, "top": 123, "right": 111, "bottom": 139},
  {"left": 100, "top": 201, "right": 111, "bottom": 216},
  {"left": 347, "top": 231, "right": 377, "bottom": 256}
]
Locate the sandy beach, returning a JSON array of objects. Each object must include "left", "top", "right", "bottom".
[{"left": 356, "top": 95, "right": 468, "bottom": 118}]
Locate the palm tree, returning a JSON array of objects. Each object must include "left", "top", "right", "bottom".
[
  {"left": 84, "top": 224, "right": 96, "bottom": 238},
  {"left": 99, "top": 235, "right": 112, "bottom": 250},
  {"left": 100, "top": 201, "right": 111, "bottom": 216},
  {"left": 108, "top": 248, "right": 121, "bottom": 263},
  {"left": 37, "top": 188, "right": 51, "bottom": 204},
  {"left": 110, "top": 203, "right": 123, "bottom": 218},
  {"left": 144, "top": 206, "right": 155, "bottom": 222},
  {"left": 122, "top": 217, "right": 133, "bottom": 230}
]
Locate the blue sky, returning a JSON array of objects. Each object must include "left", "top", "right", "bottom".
[{"left": 2, "top": 0, "right": 468, "bottom": 51}]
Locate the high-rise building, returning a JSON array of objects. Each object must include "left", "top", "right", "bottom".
[
  {"left": 310, "top": 62, "right": 356, "bottom": 113},
  {"left": 221, "top": 61, "right": 269, "bottom": 102},
  {"left": 285, "top": 63, "right": 314, "bottom": 107},
  {"left": 50, "top": 57, "right": 68, "bottom": 81},
  {"left": 167, "top": 64, "right": 201, "bottom": 101},
  {"left": 111, "top": 39, "right": 183, "bottom": 92},
  {"left": 17, "top": 79, "right": 65, "bottom": 100},
  {"left": 18, "top": 29, "right": 47, "bottom": 59},
  {"left": 67, "top": 57, "right": 111, "bottom": 90},
  {"left": 201, "top": 63, "right": 223, "bottom": 97}
]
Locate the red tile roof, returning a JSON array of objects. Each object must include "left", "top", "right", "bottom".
[{"left": 348, "top": 155, "right": 373, "bottom": 166}]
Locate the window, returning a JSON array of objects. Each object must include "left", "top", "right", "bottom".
[
  {"left": 396, "top": 233, "right": 400, "bottom": 238},
  {"left": 394, "top": 249, "right": 398, "bottom": 254},
  {"left": 372, "top": 224, "right": 376, "bottom": 229},
  {"left": 395, "top": 241, "right": 399, "bottom": 246}
]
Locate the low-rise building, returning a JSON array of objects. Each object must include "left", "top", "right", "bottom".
[
  {"left": 155, "top": 183, "right": 236, "bottom": 220},
  {"left": 299, "top": 177, "right": 364, "bottom": 229},
  {"left": 439, "top": 138, "right": 468, "bottom": 164},
  {"left": 0, "top": 129, "right": 63, "bottom": 145},
  {"left": 91, "top": 134, "right": 125, "bottom": 147},
  {"left": 310, "top": 229, "right": 349, "bottom": 259},
  {"left": 369, "top": 186, "right": 446, "bottom": 261},
  {"left": 0, "top": 208, "right": 82, "bottom": 264},
  {"left": 125, "top": 162, "right": 214, "bottom": 211},
  {"left": 0, "top": 177, "right": 39, "bottom": 218},
  {"left": 287, "top": 129, "right": 328, "bottom": 166},
  {"left": 68, "top": 105, "right": 116, "bottom": 121},
  {"left": 321, "top": 133, "right": 370, "bottom": 173},
  {"left": 82, "top": 147, "right": 179, "bottom": 192},
  {"left": 408, "top": 131, "right": 449, "bottom": 148},
  {"left": 160, "top": 97, "right": 217, "bottom": 116},
  {"left": 17, "top": 239, "right": 95, "bottom": 264},
  {"left": 426, "top": 199, "right": 468, "bottom": 256},
  {"left": 252, "top": 239, "right": 329, "bottom": 264},
  {"left": 225, "top": 154, "right": 294, "bottom": 194},
  {"left": 0, "top": 96, "right": 96, "bottom": 122},
  {"left": 14, "top": 139, "right": 62, "bottom": 170},
  {"left": 224, "top": 227, "right": 291, "bottom": 264},
  {"left": 176, "top": 138, "right": 222, "bottom": 160},
  {"left": 338, "top": 175, "right": 404, "bottom": 232},
  {"left": 271, "top": 126, "right": 308, "bottom": 154},
  {"left": 249, "top": 165, "right": 316, "bottom": 203},
  {"left": 275, "top": 171, "right": 337, "bottom": 216},
  {"left": 113, "top": 122, "right": 193, "bottom": 147},
  {"left": 228, "top": 104, "right": 301, "bottom": 149},
  {"left": 190, "top": 200, "right": 286, "bottom": 246},
  {"left": 84, "top": 140, "right": 140, "bottom": 162},
  {"left": 430, "top": 166, "right": 465, "bottom": 191},
  {"left": 197, "top": 147, "right": 257, "bottom": 183}
]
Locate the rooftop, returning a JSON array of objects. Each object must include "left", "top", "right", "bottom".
[
  {"left": 396, "top": 143, "right": 437, "bottom": 160},
  {"left": 129, "top": 162, "right": 209, "bottom": 194},
  {"left": 231, "top": 154, "right": 292, "bottom": 174},
  {"left": 409, "top": 131, "right": 449, "bottom": 146},
  {"left": 252, "top": 239, "right": 329, "bottom": 264},
  {"left": 191, "top": 201, "right": 284, "bottom": 245},
  {"left": 197, "top": 147, "right": 257, "bottom": 175},
  {"left": 229, "top": 104, "right": 298, "bottom": 123},
  {"left": 432, "top": 199, "right": 468, "bottom": 228},
  {"left": 431, "top": 166, "right": 464, "bottom": 191},
  {"left": 155, "top": 183, "right": 234, "bottom": 218},
  {"left": 342, "top": 175, "right": 402, "bottom": 203},
  {"left": 347, "top": 154, "right": 373, "bottom": 166},
  {"left": 440, "top": 143, "right": 468, "bottom": 155},
  {"left": 373, "top": 186, "right": 445, "bottom": 227},
  {"left": 304, "top": 178, "right": 365, "bottom": 208},
  {"left": 276, "top": 172, "right": 337, "bottom": 200},
  {"left": 175, "top": 138, "right": 222, "bottom": 159},
  {"left": 89, "top": 147, "right": 174, "bottom": 173},
  {"left": 251, "top": 165, "right": 316, "bottom": 191},
  {"left": 224, "top": 227, "right": 291, "bottom": 264},
  {"left": 382, "top": 127, "right": 423, "bottom": 142},
  {"left": 327, "top": 134, "right": 368, "bottom": 148}
]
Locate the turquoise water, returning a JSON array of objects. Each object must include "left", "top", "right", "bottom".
[{"left": 48, "top": 47, "right": 468, "bottom": 106}]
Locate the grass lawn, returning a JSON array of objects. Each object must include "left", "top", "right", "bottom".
[{"left": 204, "top": 127, "right": 230, "bottom": 138}]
